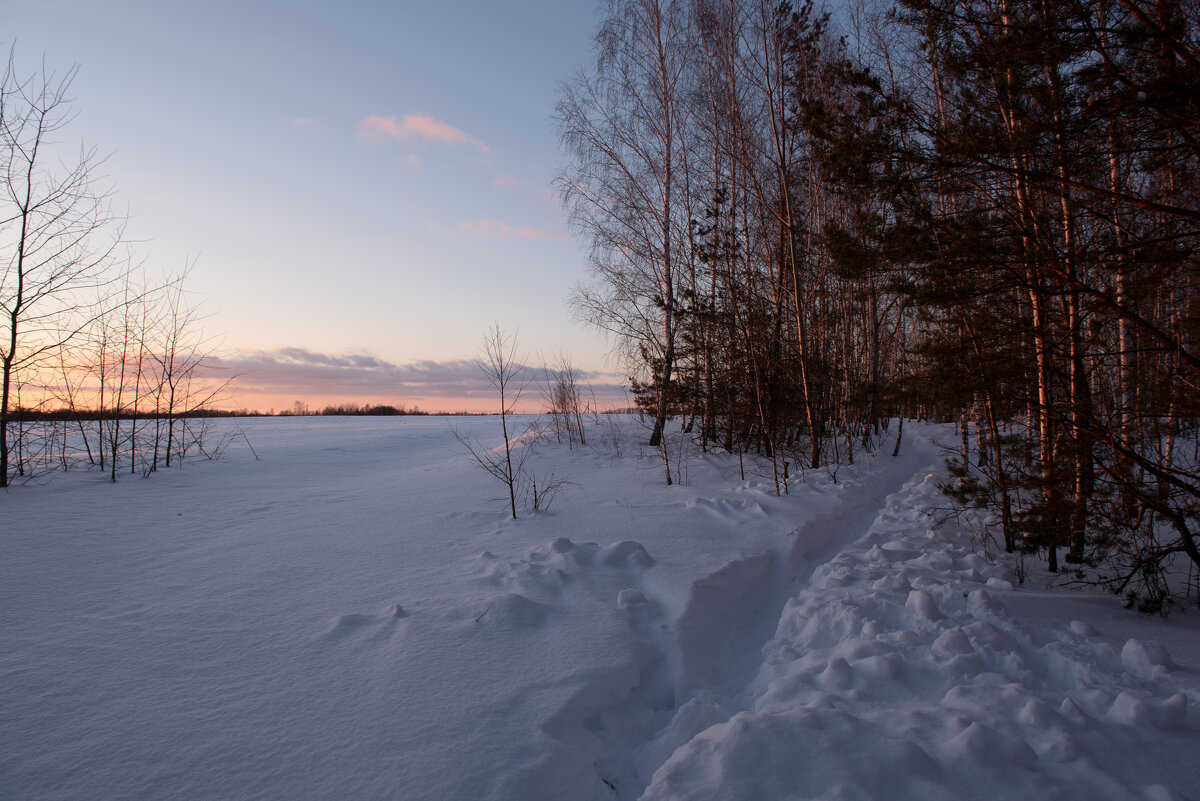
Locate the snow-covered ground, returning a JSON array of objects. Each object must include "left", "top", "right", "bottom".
[{"left": 2, "top": 416, "right": 1197, "bottom": 800}]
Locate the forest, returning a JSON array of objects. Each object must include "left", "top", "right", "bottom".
[{"left": 558, "top": 0, "right": 1198, "bottom": 608}]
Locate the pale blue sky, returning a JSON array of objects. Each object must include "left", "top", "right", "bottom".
[{"left": 5, "top": 1, "right": 621, "bottom": 410}]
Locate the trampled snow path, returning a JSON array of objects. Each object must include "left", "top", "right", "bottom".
[
  {"left": 3, "top": 417, "right": 1198, "bottom": 801},
  {"left": 635, "top": 465, "right": 1200, "bottom": 801},
  {"left": 570, "top": 427, "right": 940, "bottom": 799}
]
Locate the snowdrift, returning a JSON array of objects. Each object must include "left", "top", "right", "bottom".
[{"left": 2, "top": 417, "right": 1196, "bottom": 800}]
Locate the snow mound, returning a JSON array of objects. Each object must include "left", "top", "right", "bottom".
[
  {"left": 1121, "top": 638, "right": 1177, "bottom": 679},
  {"left": 476, "top": 593, "right": 549, "bottom": 628},
  {"left": 643, "top": 705, "right": 942, "bottom": 801},
  {"left": 601, "top": 540, "right": 656, "bottom": 569},
  {"left": 320, "top": 605, "right": 408, "bottom": 641}
]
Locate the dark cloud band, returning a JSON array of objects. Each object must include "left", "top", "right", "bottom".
[{"left": 211, "top": 347, "right": 628, "bottom": 409}]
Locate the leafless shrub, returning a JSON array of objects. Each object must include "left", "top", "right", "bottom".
[
  {"left": 540, "top": 352, "right": 589, "bottom": 449},
  {"left": 525, "top": 470, "right": 575, "bottom": 513}
]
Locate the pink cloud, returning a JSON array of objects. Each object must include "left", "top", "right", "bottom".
[
  {"left": 493, "top": 175, "right": 520, "bottom": 189},
  {"left": 358, "top": 112, "right": 489, "bottom": 153},
  {"left": 458, "top": 219, "right": 570, "bottom": 241}
]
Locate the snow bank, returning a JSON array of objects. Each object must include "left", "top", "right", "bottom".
[{"left": 639, "top": 470, "right": 1200, "bottom": 801}]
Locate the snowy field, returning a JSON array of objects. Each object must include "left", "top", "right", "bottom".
[{"left": 2, "top": 416, "right": 1198, "bottom": 800}]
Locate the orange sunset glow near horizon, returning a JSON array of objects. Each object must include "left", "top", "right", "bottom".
[
  {"left": 12, "top": 347, "right": 632, "bottom": 416},
  {"left": 213, "top": 354, "right": 633, "bottom": 415}
]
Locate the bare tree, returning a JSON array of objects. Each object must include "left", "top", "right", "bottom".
[
  {"left": 1, "top": 50, "right": 121, "bottom": 487},
  {"left": 558, "top": 0, "right": 691, "bottom": 464},
  {"left": 455, "top": 324, "right": 529, "bottom": 519}
]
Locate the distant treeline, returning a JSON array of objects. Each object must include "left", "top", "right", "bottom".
[
  {"left": 314, "top": 404, "right": 429, "bottom": 417},
  {"left": 5, "top": 404, "right": 433, "bottom": 422},
  {"left": 5, "top": 407, "right": 259, "bottom": 423}
]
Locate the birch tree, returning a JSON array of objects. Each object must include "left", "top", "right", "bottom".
[{"left": 559, "top": 0, "right": 691, "bottom": 474}]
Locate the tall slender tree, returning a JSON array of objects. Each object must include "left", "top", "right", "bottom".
[{"left": 559, "top": 0, "right": 691, "bottom": 474}]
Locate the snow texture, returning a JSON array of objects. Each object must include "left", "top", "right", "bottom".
[{"left": 2, "top": 417, "right": 1197, "bottom": 800}]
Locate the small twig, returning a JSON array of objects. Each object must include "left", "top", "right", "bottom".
[{"left": 237, "top": 426, "right": 260, "bottom": 461}]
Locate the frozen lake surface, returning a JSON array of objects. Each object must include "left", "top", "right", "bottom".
[{"left": 3, "top": 416, "right": 1198, "bottom": 800}]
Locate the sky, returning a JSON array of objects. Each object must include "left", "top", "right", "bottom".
[{"left": 4, "top": 0, "right": 629, "bottom": 412}]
